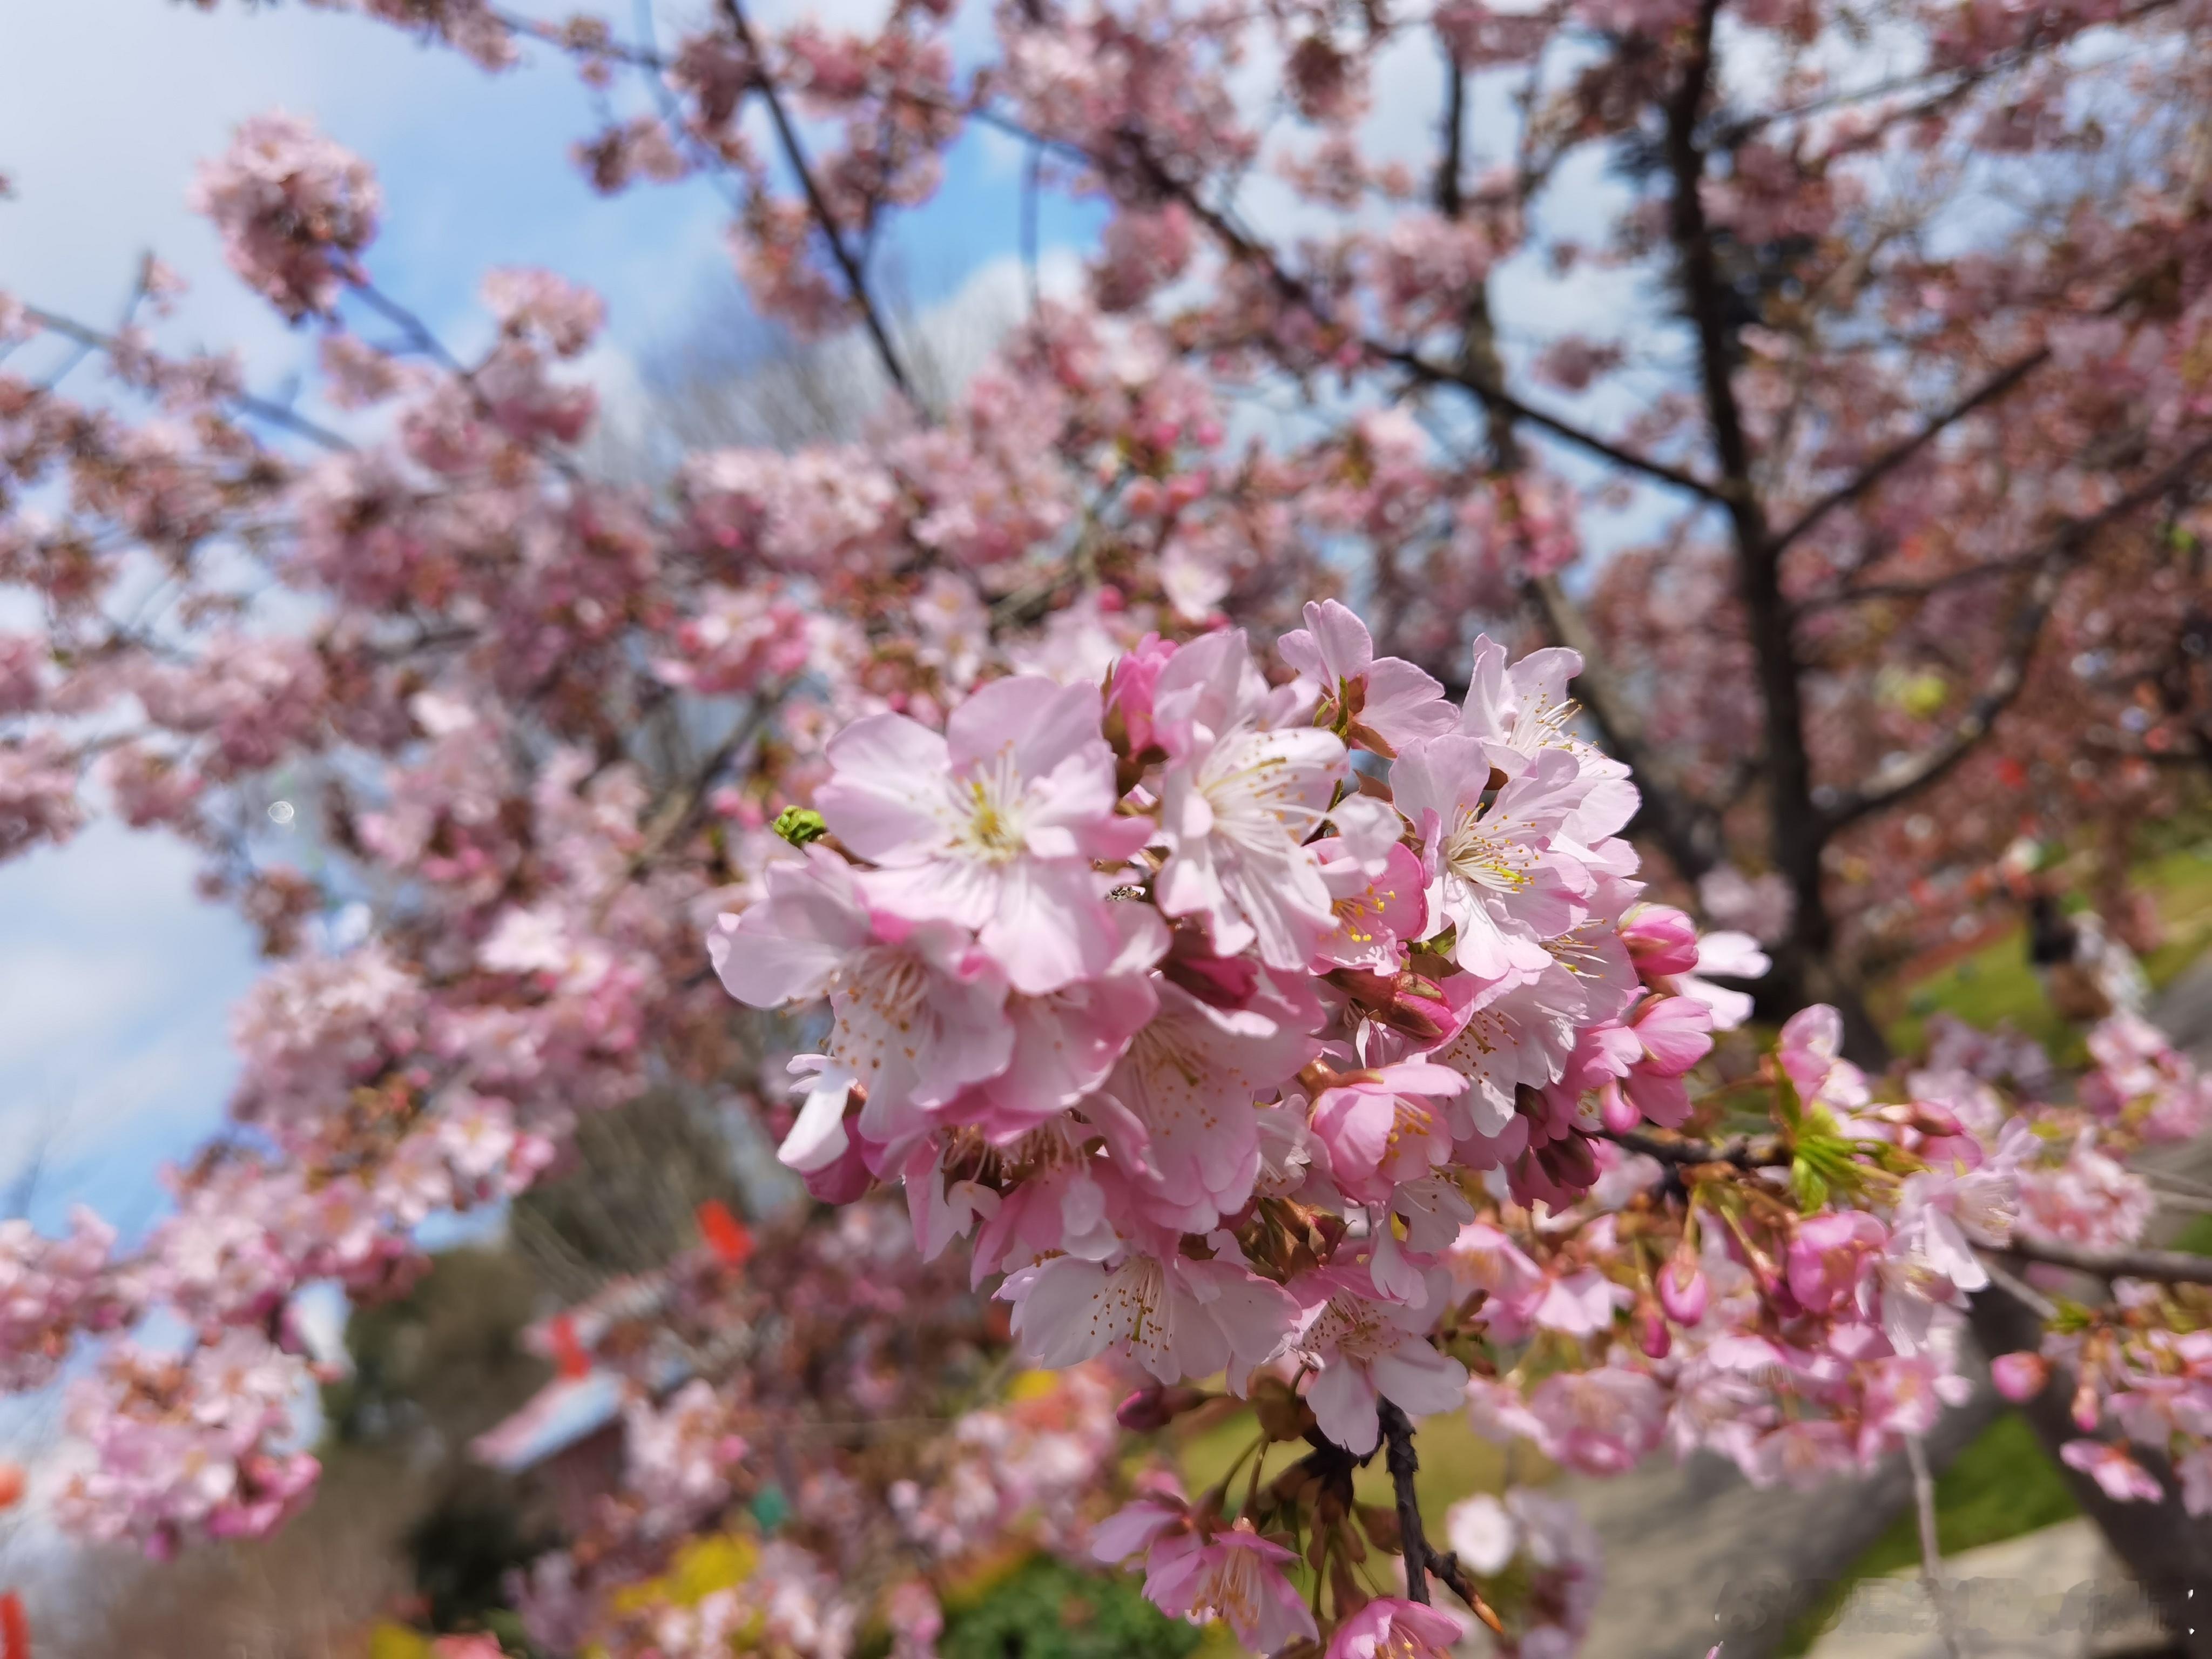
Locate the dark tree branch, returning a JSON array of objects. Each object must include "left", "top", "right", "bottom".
[
  {"left": 1792, "top": 548, "right": 2044, "bottom": 615},
  {"left": 1377, "top": 1400, "right": 1433, "bottom": 1605},
  {"left": 1770, "top": 344, "right": 2053, "bottom": 556},
  {"left": 714, "top": 0, "right": 918, "bottom": 406},
  {"left": 1821, "top": 432, "right": 2212, "bottom": 829},
  {"left": 986, "top": 110, "right": 1727, "bottom": 503},
  {"left": 2001, "top": 1235, "right": 2212, "bottom": 1287},
  {"left": 1381, "top": 347, "right": 1727, "bottom": 502},
  {"left": 1437, "top": 58, "right": 1466, "bottom": 220},
  {"left": 1605, "top": 1127, "right": 1791, "bottom": 1169},
  {"left": 1657, "top": 0, "right": 1885, "bottom": 1055}
]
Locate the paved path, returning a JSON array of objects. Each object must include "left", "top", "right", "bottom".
[{"left": 1802, "top": 1519, "right": 2164, "bottom": 1659}]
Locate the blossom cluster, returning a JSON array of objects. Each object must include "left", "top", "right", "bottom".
[
  {"left": 8, "top": 8, "right": 2212, "bottom": 1644},
  {"left": 713, "top": 615, "right": 2212, "bottom": 1654}
]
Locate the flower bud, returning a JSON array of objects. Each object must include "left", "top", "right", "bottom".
[
  {"left": 1600, "top": 1080, "right": 1641, "bottom": 1135},
  {"left": 1657, "top": 1257, "right": 1709, "bottom": 1325},
  {"left": 1116, "top": 1384, "right": 1210, "bottom": 1432},
  {"left": 1991, "top": 1352, "right": 2051, "bottom": 1402},
  {"left": 1621, "top": 904, "right": 1700, "bottom": 979}
]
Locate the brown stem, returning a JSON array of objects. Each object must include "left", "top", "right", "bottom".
[{"left": 1377, "top": 1400, "right": 1432, "bottom": 1605}]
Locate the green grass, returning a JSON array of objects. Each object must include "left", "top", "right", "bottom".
[
  {"left": 1879, "top": 838, "right": 2212, "bottom": 1061},
  {"left": 1779, "top": 1414, "right": 2081, "bottom": 1656},
  {"left": 1172, "top": 1402, "right": 1519, "bottom": 1523}
]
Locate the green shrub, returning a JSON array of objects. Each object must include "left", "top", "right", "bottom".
[{"left": 939, "top": 1555, "right": 1204, "bottom": 1659}]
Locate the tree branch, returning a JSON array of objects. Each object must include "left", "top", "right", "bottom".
[
  {"left": 2001, "top": 1234, "right": 2212, "bottom": 1287},
  {"left": 1605, "top": 1127, "right": 1791, "bottom": 1169},
  {"left": 1381, "top": 346, "right": 1727, "bottom": 502},
  {"left": 1770, "top": 343, "right": 2052, "bottom": 556},
  {"left": 1378, "top": 1400, "right": 1433, "bottom": 1604},
  {"left": 992, "top": 110, "right": 1726, "bottom": 503},
  {"left": 19, "top": 305, "right": 355, "bottom": 453},
  {"left": 1821, "top": 432, "right": 2212, "bottom": 829},
  {"left": 1792, "top": 548, "right": 2044, "bottom": 615},
  {"left": 714, "top": 0, "right": 917, "bottom": 406}
]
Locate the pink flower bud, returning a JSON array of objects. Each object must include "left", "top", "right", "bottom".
[
  {"left": 1638, "top": 1303, "right": 1672, "bottom": 1359},
  {"left": 1116, "top": 1385, "right": 1209, "bottom": 1432},
  {"left": 1991, "top": 1352, "right": 2050, "bottom": 1402},
  {"left": 1600, "top": 1081, "right": 1641, "bottom": 1134},
  {"left": 1911, "top": 1100, "right": 1964, "bottom": 1138},
  {"left": 1657, "top": 1257, "right": 1709, "bottom": 1325},
  {"left": 801, "top": 1134, "right": 873, "bottom": 1204},
  {"left": 1621, "top": 904, "right": 1700, "bottom": 979}
]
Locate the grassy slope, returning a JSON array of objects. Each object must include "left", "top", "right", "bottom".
[{"left": 1879, "top": 841, "right": 2212, "bottom": 1060}]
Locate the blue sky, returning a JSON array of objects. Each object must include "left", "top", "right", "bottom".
[{"left": 0, "top": 0, "right": 1100, "bottom": 1237}]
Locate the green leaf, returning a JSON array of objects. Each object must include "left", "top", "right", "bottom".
[{"left": 1791, "top": 1156, "right": 1830, "bottom": 1212}]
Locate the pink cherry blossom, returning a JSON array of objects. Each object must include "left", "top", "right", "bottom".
[
  {"left": 822, "top": 678, "right": 1150, "bottom": 991},
  {"left": 188, "top": 112, "right": 380, "bottom": 319},
  {"left": 1393, "top": 737, "right": 1593, "bottom": 983},
  {"left": 1279, "top": 598, "right": 1455, "bottom": 756},
  {"left": 2060, "top": 1440, "right": 2165, "bottom": 1503},
  {"left": 1290, "top": 1266, "right": 1469, "bottom": 1454},
  {"left": 709, "top": 848, "right": 1012, "bottom": 1158},
  {"left": 1007, "top": 1244, "right": 1297, "bottom": 1390},
  {"left": 1325, "top": 1596, "right": 1467, "bottom": 1659},
  {"left": 1151, "top": 631, "right": 1347, "bottom": 970}
]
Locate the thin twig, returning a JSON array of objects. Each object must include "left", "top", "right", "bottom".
[
  {"left": 713, "top": 0, "right": 917, "bottom": 406},
  {"left": 19, "top": 305, "right": 354, "bottom": 452},
  {"left": 1905, "top": 1433, "right": 1966, "bottom": 1659}
]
